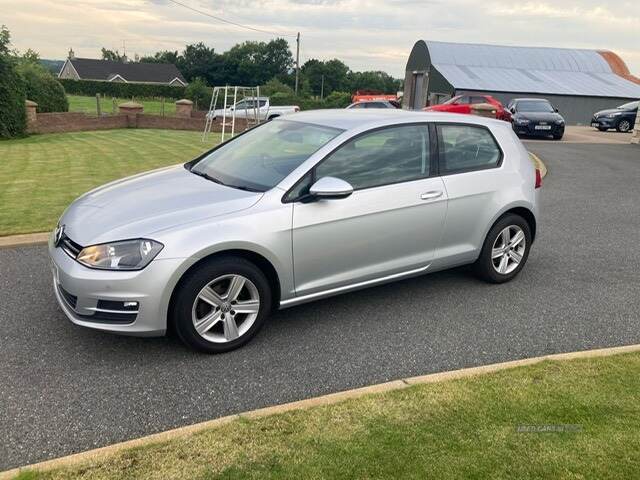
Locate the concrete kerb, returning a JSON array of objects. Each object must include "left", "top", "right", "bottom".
[{"left": 3, "top": 342, "right": 639, "bottom": 479}]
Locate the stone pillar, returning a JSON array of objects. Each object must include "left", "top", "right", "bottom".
[
  {"left": 118, "top": 101, "right": 143, "bottom": 128},
  {"left": 175, "top": 99, "right": 194, "bottom": 118},
  {"left": 631, "top": 110, "right": 640, "bottom": 145},
  {"left": 25, "top": 100, "right": 38, "bottom": 129}
]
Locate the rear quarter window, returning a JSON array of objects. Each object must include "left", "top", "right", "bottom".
[{"left": 437, "top": 124, "right": 502, "bottom": 174}]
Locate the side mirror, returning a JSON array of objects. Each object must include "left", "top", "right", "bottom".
[
  {"left": 554, "top": 107, "right": 559, "bottom": 113},
  {"left": 309, "top": 177, "right": 353, "bottom": 200},
  {"left": 510, "top": 107, "right": 516, "bottom": 114}
]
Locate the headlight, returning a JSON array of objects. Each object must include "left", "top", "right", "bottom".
[
  {"left": 77, "top": 239, "right": 163, "bottom": 270},
  {"left": 515, "top": 118, "right": 530, "bottom": 125},
  {"left": 606, "top": 112, "right": 622, "bottom": 118}
]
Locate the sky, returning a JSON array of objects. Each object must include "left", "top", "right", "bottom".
[{"left": 2, "top": 0, "right": 639, "bottom": 77}]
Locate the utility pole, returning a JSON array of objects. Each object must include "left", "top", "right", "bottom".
[{"left": 295, "top": 32, "right": 300, "bottom": 96}]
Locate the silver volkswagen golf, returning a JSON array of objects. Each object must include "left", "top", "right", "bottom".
[{"left": 49, "top": 110, "right": 541, "bottom": 352}]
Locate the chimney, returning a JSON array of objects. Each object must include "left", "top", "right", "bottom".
[{"left": 68, "top": 48, "right": 75, "bottom": 59}]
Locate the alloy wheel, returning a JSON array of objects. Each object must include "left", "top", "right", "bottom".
[
  {"left": 191, "top": 274, "right": 260, "bottom": 343},
  {"left": 491, "top": 225, "right": 526, "bottom": 275},
  {"left": 619, "top": 120, "right": 631, "bottom": 132}
]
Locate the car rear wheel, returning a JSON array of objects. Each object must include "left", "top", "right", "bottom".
[
  {"left": 171, "top": 257, "right": 272, "bottom": 353},
  {"left": 616, "top": 120, "right": 632, "bottom": 133},
  {"left": 473, "top": 214, "right": 532, "bottom": 284}
]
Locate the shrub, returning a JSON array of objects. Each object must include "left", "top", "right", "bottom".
[
  {"left": 0, "top": 55, "right": 27, "bottom": 138},
  {"left": 17, "top": 61, "right": 68, "bottom": 112},
  {"left": 185, "top": 77, "right": 211, "bottom": 110},
  {"left": 59, "top": 78, "right": 186, "bottom": 99},
  {"left": 323, "top": 91, "right": 351, "bottom": 108},
  {"left": 260, "top": 78, "right": 294, "bottom": 97}
]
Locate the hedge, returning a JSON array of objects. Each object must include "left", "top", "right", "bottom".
[
  {"left": 0, "top": 56, "right": 27, "bottom": 138},
  {"left": 18, "top": 62, "right": 68, "bottom": 113},
  {"left": 270, "top": 91, "right": 351, "bottom": 110},
  {"left": 59, "top": 78, "right": 187, "bottom": 99}
]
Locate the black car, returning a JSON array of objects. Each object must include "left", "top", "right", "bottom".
[
  {"left": 508, "top": 98, "right": 565, "bottom": 140},
  {"left": 591, "top": 101, "right": 638, "bottom": 133}
]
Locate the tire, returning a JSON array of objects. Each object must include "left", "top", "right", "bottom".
[
  {"left": 473, "top": 214, "right": 532, "bottom": 284},
  {"left": 171, "top": 256, "right": 272, "bottom": 353},
  {"left": 552, "top": 133, "right": 563, "bottom": 140},
  {"left": 616, "top": 119, "right": 632, "bottom": 133}
]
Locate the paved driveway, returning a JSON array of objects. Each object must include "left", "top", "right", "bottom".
[{"left": 1, "top": 143, "right": 639, "bottom": 470}]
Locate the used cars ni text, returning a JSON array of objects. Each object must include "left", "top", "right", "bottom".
[
  {"left": 591, "top": 101, "right": 638, "bottom": 133},
  {"left": 49, "top": 110, "right": 541, "bottom": 353},
  {"left": 508, "top": 98, "right": 565, "bottom": 140}
]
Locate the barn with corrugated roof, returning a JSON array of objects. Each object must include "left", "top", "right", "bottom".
[{"left": 403, "top": 40, "right": 640, "bottom": 124}]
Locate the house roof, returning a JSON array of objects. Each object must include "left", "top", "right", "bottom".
[
  {"left": 411, "top": 40, "right": 640, "bottom": 98},
  {"left": 68, "top": 58, "right": 186, "bottom": 84}
]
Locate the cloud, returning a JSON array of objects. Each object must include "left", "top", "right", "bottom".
[{"left": 1, "top": 0, "right": 638, "bottom": 77}]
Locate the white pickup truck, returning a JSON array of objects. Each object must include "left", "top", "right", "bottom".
[{"left": 208, "top": 97, "right": 299, "bottom": 121}]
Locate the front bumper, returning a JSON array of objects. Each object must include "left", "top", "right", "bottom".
[
  {"left": 513, "top": 123, "right": 564, "bottom": 137},
  {"left": 590, "top": 116, "right": 615, "bottom": 129},
  {"left": 49, "top": 233, "right": 184, "bottom": 336}
]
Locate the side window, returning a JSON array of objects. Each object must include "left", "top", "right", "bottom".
[
  {"left": 438, "top": 125, "right": 501, "bottom": 174},
  {"left": 365, "top": 102, "right": 384, "bottom": 108},
  {"left": 315, "top": 125, "right": 430, "bottom": 190},
  {"left": 456, "top": 96, "right": 470, "bottom": 104},
  {"left": 471, "top": 96, "right": 487, "bottom": 104}
]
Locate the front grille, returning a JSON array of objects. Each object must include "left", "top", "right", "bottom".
[
  {"left": 77, "top": 310, "right": 137, "bottom": 324},
  {"left": 60, "top": 235, "right": 82, "bottom": 259},
  {"left": 57, "top": 284, "right": 78, "bottom": 309}
]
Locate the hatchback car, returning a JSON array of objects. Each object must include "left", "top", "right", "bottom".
[
  {"left": 508, "top": 98, "right": 565, "bottom": 140},
  {"left": 424, "top": 94, "right": 512, "bottom": 122},
  {"left": 50, "top": 110, "right": 541, "bottom": 353},
  {"left": 591, "top": 101, "right": 638, "bottom": 133}
]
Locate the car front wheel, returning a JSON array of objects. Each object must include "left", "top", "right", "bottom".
[
  {"left": 171, "top": 257, "right": 272, "bottom": 353},
  {"left": 616, "top": 119, "right": 632, "bottom": 133},
  {"left": 473, "top": 214, "right": 532, "bottom": 283}
]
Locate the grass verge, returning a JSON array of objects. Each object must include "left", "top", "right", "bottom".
[
  {"left": 10, "top": 352, "right": 640, "bottom": 479},
  {"left": 0, "top": 129, "right": 222, "bottom": 236}
]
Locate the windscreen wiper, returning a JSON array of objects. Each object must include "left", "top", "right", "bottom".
[{"left": 191, "top": 170, "right": 226, "bottom": 186}]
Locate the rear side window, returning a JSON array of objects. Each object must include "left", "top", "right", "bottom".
[
  {"left": 315, "top": 124, "right": 431, "bottom": 190},
  {"left": 437, "top": 125, "right": 501, "bottom": 174}
]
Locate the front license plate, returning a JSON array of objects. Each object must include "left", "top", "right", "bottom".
[
  {"left": 591, "top": 123, "right": 599, "bottom": 127},
  {"left": 535, "top": 125, "right": 551, "bottom": 130}
]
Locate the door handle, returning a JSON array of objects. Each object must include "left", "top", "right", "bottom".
[{"left": 420, "top": 190, "right": 443, "bottom": 200}]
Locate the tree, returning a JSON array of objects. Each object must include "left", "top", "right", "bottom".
[
  {"left": 177, "top": 43, "right": 221, "bottom": 84},
  {"left": 139, "top": 50, "right": 180, "bottom": 65},
  {"left": 185, "top": 77, "right": 210, "bottom": 110},
  {"left": 0, "top": 25, "right": 27, "bottom": 138},
  {"left": 301, "top": 58, "right": 349, "bottom": 97},
  {"left": 101, "top": 48, "right": 124, "bottom": 62},
  {"left": 223, "top": 39, "right": 293, "bottom": 86},
  {"left": 348, "top": 70, "right": 401, "bottom": 94}
]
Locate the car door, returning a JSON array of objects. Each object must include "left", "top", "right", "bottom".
[
  {"left": 290, "top": 124, "right": 448, "bottom": 297},
  {"left": 436, "top": 123, "right": 505, "bottom": 264},
  {"left": 450, "top": 96, "right": 471, "bottom": 114}
]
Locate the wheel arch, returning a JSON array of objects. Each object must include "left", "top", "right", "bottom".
[
  {"left": 166, "top": 249, "right": 283, "bottom": 330},
  {"left": 493, "top": 206, "right": 537, "bottom": 242}
]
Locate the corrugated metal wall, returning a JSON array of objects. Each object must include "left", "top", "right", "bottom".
[{"left": 456, "top": 90, "right": 638, "bottom": 125}]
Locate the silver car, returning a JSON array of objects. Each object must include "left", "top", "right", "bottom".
[{"left": 49, "top": 110, "right": 541, "bottom": 353}]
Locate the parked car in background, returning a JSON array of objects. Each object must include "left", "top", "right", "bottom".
[
  {"left": 508, "top": 98, "right": 565, "bottom": 140},
  {"left": 346, "top": 100, "right": 400, "bottom": 109},
  {"left": 207, "top": 97, "right": 299, "bottom": 121},
  {"left": 423, "top": 94, "right": 511, "bottom": 122},
  {"left": 591, "top": 101, "right": 638, "bottom": 133},
  {"left": 49, "top": 110, "right": 540, "bottom": 353},
  {"left": 351, "top": 90, "right": 399, "bottom": 104}
]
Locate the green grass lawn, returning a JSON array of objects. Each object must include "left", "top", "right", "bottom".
[
  {"left": 0, "top": 129, "right": 222, "bottom": 236},
  {"left": 11, "top": 352, "right": 640, "bottom": 479},
  {"left": 67, "top": 95, "right": 178, "bottom": 116}
]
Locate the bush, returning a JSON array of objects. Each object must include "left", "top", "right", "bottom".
[
  {"left": 0, "top": 55, "right": 27, "bottom": 138},
  {"left": 59, "top": 78, "right": 186, "bottom": 99},
  {"left": 323, "top": 91, "right": 351, "bottom": 108},
  {"left": 185, "top": 77, "right": 211, "bottom": 110},
  {"left": 260, "top": 78, "right": 294, "bottom": 97},
  {"left": 17, "top": 61, "right": 68, "bottom": 112}
]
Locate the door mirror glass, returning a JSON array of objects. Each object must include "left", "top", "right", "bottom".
[
  {"left": 510, "top": 107, "right": 516, "bottom": 114},
  {"left": 554, "top": 107, "right": 559, "bottom": 113},
  {"left": 309, "top": 177, "right": 353, "bottom": 199}
]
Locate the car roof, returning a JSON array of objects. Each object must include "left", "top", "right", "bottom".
[
  {"left": 278, "top": 109, "right": 505, "bottom": 131},
  {"left": 512, "top": 98, "right": 551, "bottom": 102}
]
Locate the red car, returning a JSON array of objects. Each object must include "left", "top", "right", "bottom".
[{"left": 424, "top": 94, "right": 511, "bottom": 122}]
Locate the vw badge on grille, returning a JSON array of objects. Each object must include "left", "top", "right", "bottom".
[{"left": 54, "top": 224, "right": 65, "bottom": 247}]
